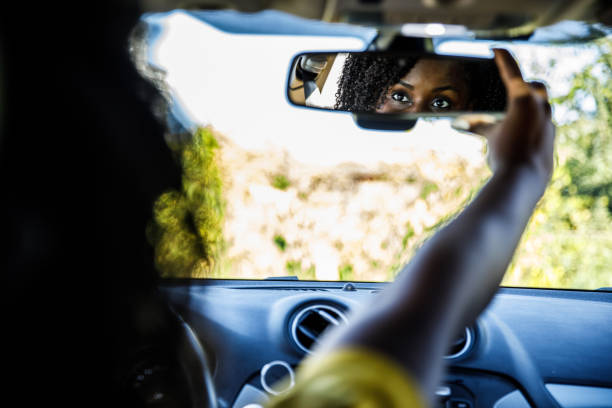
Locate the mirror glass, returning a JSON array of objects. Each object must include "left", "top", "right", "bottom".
[{"left": 287, "top": 52, "right": 507, "bottom": 116}]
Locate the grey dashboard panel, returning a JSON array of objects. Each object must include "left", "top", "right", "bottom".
[
  {"left": 493, "top": 390, "right": 532, "bottom": 408},
  {"left": 159, "top": 281, "right": 612, "bottom": 408},
  {"left": 546, "top": 384, "right": 612, "bottom": 408},
  {"left": 231, "top": 384, "right": 268, "bottom": 408},
  {"left": 484, "top": 293, "right": 612, "bottom": 385}
]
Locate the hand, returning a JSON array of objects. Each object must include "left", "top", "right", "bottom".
[{"left": 453, "top": 49, "right": 555, "bottom": 187}]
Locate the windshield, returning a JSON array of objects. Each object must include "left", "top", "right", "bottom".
[{"left": 139, "top": 11, "right": 612, "bottom": 290}]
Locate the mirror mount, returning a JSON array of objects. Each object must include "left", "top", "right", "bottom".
[
  {"left": 369, "top": 23, "right": 474, "bottom": 52},
  {"left": 368, "top": 30, "right": 433, "bottom": 52},
  {"left": 353, "top": 113, "right": 418, "bottom": 131},
  {"left": 385, "top": 35, "right": 432, "bottom": 52}
]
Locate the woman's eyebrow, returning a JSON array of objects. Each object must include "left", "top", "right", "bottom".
[
  {"left": 398, "top": 80, "right": 414, "bottom": 89},
  {"left": 432, "top": 85, "right": 459, "bottom": 93},
  {"left": 397, "top": 81, "right": 459, "bottom": 93}
]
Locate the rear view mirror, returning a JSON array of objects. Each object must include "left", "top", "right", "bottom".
[{"left": 287, "top": 51, "right": 507, "bottom": 129}]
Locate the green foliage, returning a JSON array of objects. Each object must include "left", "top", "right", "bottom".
[
  {"left": 285, "top": 260, "right": 301, "bottom": 275},
  {"left": 274, "top": 234, "right": 287, "bottom": 251},
  {"left": 285, "top": 260, "right": 316, "bottom": 280},
  {"left": 271, "top": 174, "right": 291, "bottom": 190},
  {"left": 420, "top": 181, "right": 439, "bottom": 199},
  {"left": 147, "top": 127, "right": 225, "bottom": 278},
  {"left": 338, "top": 264, "right": 354, "bottom": 281},
  {"left": 388, "top": 39, "right": 612, "bottom": 290},
  {"left": 503, "top": 38, "right": 612, "bottom": 289},
  {"left": 401, "top": 223, "right": 415, "bottom": 250},
  {"left": 405, "top": 175, "right": 418, "bottom": 184}
]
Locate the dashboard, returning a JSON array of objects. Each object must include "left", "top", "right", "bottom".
[{"left": 160, "top": 279, "right": 612, "bottom": 408}]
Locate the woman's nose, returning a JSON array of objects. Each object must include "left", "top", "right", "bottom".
[{"left": 409, "top": 98, "right": 428, "bottom": 113}]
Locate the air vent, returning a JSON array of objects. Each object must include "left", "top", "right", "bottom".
[
  {"left": 290, "top": 304, "right": 348, "bottom": 354},
  {"left": 444, "top": 326, "right": 474, "bottom": 359}
]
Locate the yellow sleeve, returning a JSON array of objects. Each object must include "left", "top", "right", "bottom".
[{"left": 265, "top": 347, "right": 427, "bottom": 408}]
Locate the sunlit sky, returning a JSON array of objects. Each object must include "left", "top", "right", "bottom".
[{"left": 148, "top": 11, "right": 599, "bottom": 166}]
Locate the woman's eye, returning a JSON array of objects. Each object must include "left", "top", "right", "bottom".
[
  {"left": 431, "top": 97, "right": 451, "bottom": 110},
  {"left": 390, "top": 91, "right": 412, "bottom": 104}
]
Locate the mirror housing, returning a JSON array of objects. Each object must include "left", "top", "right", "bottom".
[{"left": 286, "top": 48, "right": 508, "bottom": 130}]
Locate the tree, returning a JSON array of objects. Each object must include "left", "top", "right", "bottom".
[
  {"left": 147, "top": 127, "right": 225, "bottom": 278},
  {"left": 503, "top": 38, "right": 612, "bottom": 289}
]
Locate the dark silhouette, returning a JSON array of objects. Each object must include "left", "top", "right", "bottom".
[{"left": 0, "top": 2, "right": 210, "bottom": 406}]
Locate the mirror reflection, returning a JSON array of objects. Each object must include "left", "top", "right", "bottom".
[{"left": 288, "top": 52, "right": 507, "bottom": 114}]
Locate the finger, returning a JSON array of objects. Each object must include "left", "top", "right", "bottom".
[
  {"left": 528, "top": 81, "right": 552, "bottom": 117},
  {"left": 493, "top": 48, "right": 523, "bottom": 82},
  {"left": 493, "top": 48, "right": 530, "bottom": 100},
  {"left": 528, "top": 81, "right": 549, "bottom": 100}
]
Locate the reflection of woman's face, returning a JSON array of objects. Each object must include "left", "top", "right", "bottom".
[{"left": 376, "top": 58, "right": 472, "bottom": 113}]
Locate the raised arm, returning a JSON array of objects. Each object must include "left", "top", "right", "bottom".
[{"left": 314, "top": 48, "right": 555, "bottom": 403}]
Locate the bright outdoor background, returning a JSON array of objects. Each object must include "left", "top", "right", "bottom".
[{"left": 143, "top": 11, "right": 612, "bottom": 289}]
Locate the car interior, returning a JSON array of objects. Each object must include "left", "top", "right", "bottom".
[{"left": 2, "top": 1, "right": 611, "bottom": 408}]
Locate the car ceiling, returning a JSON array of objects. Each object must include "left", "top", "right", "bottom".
[{"left": 140, "top": 0, "right": 612, "bottom": 37}]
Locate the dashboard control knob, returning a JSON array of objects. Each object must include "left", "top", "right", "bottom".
[
  {"left": 447, "top": 400, "right": 471, "bottom": 408},
  {"left": 342, "top": 283, "right": 356, "bottom": 291},
  {"left": 436, "top": 385, "right": 452, "bottom": 397},
  {"left": 260, "top": 360, "right": 295, "bottom": 395}
]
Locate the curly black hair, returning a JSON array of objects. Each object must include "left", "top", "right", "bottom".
[{"left": 334, "top": 53, "right": 506, "bottom": 113}]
